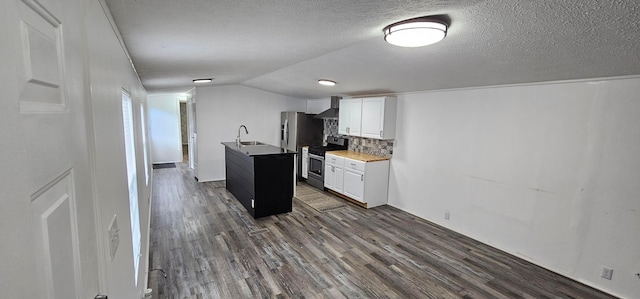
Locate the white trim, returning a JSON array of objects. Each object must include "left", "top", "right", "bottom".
[
  {"left": 345, "top": 74, "right": 640, "bottom": 98},
  {"left": 79, "top": 0, "right": 110, "bottom": 293},
  {"left": 97, "top": 0, "right": 145, "bottom": 91}
]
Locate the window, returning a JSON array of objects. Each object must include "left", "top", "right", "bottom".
[
  {"left": 140, "top": 102, "right": 150, "bottom": 185},
  {"left": 121, "top": 90, "right": 141, "bottom": 284}
]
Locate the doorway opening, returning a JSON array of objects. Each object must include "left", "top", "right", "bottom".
[{"left": 179, "top": 101, "right": 188, "bottom": 164}]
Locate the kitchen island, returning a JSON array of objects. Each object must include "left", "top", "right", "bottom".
[{"left": 221, "top": 141, "right": 296, "bottom": 218}]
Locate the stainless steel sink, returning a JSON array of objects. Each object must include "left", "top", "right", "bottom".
[{"left": 240, "top": 141, "right": 267, "bottom": 146}]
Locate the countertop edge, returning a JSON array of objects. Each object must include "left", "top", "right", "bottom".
[
  {"left": 326, "top": 150, "right": 391, "bottom": 162},
  {"left": 221, "top": 142, "right": 297, "bottom": 156}
]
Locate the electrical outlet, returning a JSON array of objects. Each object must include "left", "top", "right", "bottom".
[
  {"left": 444, "top": 211, "right": 450, "bottom": 220},
  {"left": 601, "top": 267, "right": 613, "bottom": 280}
]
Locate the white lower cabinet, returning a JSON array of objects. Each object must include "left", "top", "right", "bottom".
[
  {"left": 335, "top": 165, "right": 343, "bottom": 193},
  {"left": 343, "top": 167, "right": 364, "bottom": 202},
  {"left": 324, "top": 163, "right": 344, "bottom": 193},
  {"left": 324, "top": 154, "right": 344, "bottom": 193},
  {"left": 324, "top": 153, "right": 390, "bottom": 208}
]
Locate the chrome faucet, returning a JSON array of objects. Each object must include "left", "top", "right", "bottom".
[{"left": 237, "top": 125, "right": 248, "bottom": 146}]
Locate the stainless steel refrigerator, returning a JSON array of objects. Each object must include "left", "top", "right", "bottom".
[{"left": 281, "top": 111, "right": 324, "bottom": 179}]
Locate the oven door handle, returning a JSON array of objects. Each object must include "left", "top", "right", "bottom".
[{"left": 309, "top": 154, "right": 324, "bottom": 160}]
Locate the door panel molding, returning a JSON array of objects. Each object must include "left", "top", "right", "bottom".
[
  {"left": 17, "top": 0, "right": 66, "bottom": 114},
  {"left": 31, "top": 170, "right": 82, "bottom": 299}
]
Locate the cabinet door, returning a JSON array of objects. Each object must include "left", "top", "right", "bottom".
[
  {"left": 334, "top": 165, "right": 344, "bottom": 193},
  {"left": 338, "top": 100, "right": 349, "bottom": 135},
  {"left": 344, "top": 168, "right": 365, "bottom": 202},
  {"left": 324, "top": 163, "right": 333, "bottom": 190},
  {"left": 348, "top": 99, "right": 362, "bottom": 136},
  {"left": 361, "top": 97, "right": 385, "bottom": 139},
  {"left": 338, "top": 99, "right": 362, "bottom": 136}
]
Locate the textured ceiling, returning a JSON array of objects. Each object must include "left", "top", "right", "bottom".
[{"left": 104, "top": 0, "right": 640, "bottom": 98}]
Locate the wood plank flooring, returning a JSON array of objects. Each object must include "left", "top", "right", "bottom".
[{"left": 148, "top": 162, "right": 617, "bottom": 299}]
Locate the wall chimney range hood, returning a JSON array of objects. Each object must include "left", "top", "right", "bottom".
[{"left": 314, "top": 96, "right": 342, "bottom": 119}]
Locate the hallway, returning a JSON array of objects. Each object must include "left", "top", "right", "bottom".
[{"left": 147, "top": 162, "right": 616, "bottom": 298}]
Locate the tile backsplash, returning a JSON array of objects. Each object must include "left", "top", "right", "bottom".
[
  {"left": 323, "top": 119, "right": 340, "bottom": 142},
  {"left": 323, "top": 119, "right": 393, "bottom": 158},
  {"left": 348, "top": 137, "right": 394, "bottom": 158}
]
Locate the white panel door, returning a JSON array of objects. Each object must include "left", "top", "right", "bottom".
[
  {"left": 1, "top": 0, "right": 99, "bottom": 298},
  {"left": 187, "top": 91, "right": 197, "bottom": 170}
]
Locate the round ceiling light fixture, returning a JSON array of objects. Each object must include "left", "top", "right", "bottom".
[
  {"left": 318, "top": 79, "right": 337, "bottom": 86},
  {"left": 193, "top": 78, "right": 213, "bottom": 84},
  {"left": 383, "top": 17, "right": 448, "bottom": 47}
]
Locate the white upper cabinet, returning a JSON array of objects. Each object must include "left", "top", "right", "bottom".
[
  {"left": 340, "top": 97, "right": 397, "bottom": 139},
  {"left": 361, "top": 97, "right": 397, "bottom": 139},
  {"left": 338, "top": 98, "right": 362, "bottom": 135}
]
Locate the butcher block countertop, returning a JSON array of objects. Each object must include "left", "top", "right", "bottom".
[{"left": 326, "top": 150, "right": 390, "bottom": 162}]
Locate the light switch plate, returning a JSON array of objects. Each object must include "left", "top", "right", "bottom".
[{"left": 601, "top": 266, "right": 613, "bottom": 280}]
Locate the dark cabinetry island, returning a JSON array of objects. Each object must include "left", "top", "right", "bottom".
[{"left": 222, "top": 142, "right": 296, "bottom": 218}]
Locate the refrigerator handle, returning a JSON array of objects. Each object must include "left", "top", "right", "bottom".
[{"left": 283, "top": 118, "right": 289, "bottom": 148}]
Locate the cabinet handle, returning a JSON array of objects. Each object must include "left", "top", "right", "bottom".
[
  {"left": 380, "top": 130, "right": 383, "bottom": 137},
  {"left": 361, "top": 174, "right": 364, "bottom": 181},
  {"left": 350, "top": 163, "right": 356, "bottom": 168},
  {"left": 332, "top": 166, "right": 335, "bottom": 172}
]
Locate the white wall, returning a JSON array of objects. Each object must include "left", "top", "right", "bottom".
[
  {"left": 195, "top": 85, "right": 305, "bottom": 181},
  {"left": 388, "top": 76, "right": 640, "bottom": 298},
  {"left": 148, "top": 93, "right": 185, "bottom": 163},
  {"left": 306, "top": 97, "right": 331, "bottom": 114},
  {"left": 84, "top": 0, "right": 151, "bottom": 298}
]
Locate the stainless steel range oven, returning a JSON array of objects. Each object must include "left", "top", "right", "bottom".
[
  {"left": 306, "top": 136, "right": 348, "bottom": 191},
  {"left": 307, "top": 153, "right": 325, "bottom": 190}
]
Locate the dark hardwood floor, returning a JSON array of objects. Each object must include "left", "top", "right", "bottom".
[{"left": 148, "top": 162, "right": 617, "bottom": 299}]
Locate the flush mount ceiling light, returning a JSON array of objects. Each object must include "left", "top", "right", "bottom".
[
  {"left": 383, "top": 17, "right": 448, "bottom": 47},
  {"left": 193, "top": 78, "right": 213, "bottom": 83},
  {"left": 318, "top": 79, "right": 337, "bottom": 86}
]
